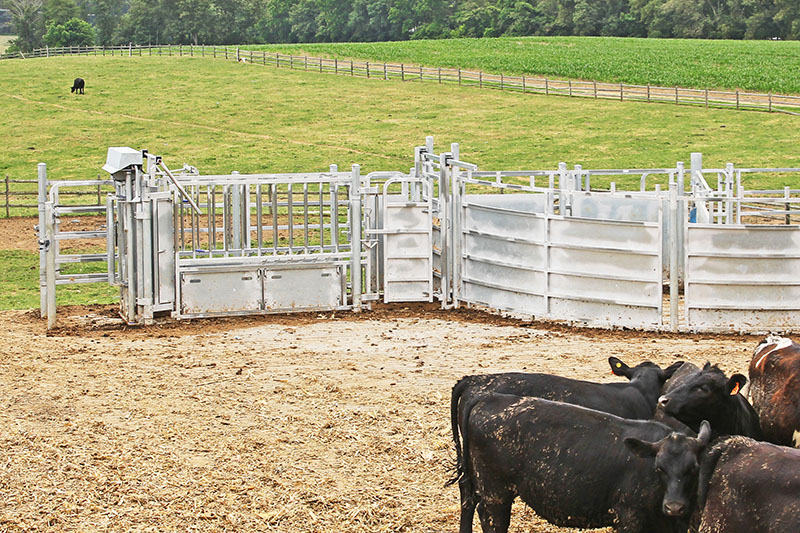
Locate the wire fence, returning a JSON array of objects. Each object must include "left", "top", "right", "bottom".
[{"left": 3, "top": 43, "right": 799, "bottom": 115}]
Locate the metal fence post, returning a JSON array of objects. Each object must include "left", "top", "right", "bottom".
[
  {"left": 38, "top": 163, "right": 47, "bottom": 317},
  {"left": 45, "top": 201, "right": 57, "bottom": 329},
  {"left": 3, "top": 175, "right": 8, "bottom": 217},
  {"left": 669, "top": 180, "right": 679, "bottom": 332},
  {"left": 350, "top": 164, "right": 362, "bottom": 311}
]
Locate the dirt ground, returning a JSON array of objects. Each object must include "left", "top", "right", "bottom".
[{"left": 0, "top": 298, "right": 759, "bottom": 532}]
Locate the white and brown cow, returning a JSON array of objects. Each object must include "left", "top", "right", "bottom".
[{"left": 750, "top": 335, "right": 800, "bottom": 447}]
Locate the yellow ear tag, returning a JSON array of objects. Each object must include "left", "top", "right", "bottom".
[
  {"left": 616, "top": 363, "right": 622, "bottom": 368},
  {"left": 730, "top": 383, "right": 740, "bottom": 395}
]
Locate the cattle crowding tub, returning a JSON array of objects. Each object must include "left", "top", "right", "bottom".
[{"left": 37, "top": 138, "right": 800, "bottom": 333}]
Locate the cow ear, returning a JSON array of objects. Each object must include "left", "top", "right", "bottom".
[
  {"left": 697, "top": 420, "right": 712, "bottom": 445},
  {"left": 727, "top": 374, "right": 747, "bottom": 396},
  {"left": 662, "top": 361, "right": 685, "bottom": 381},
  {"left": 702, "top": 362, "right": 712, "bottom": 371},
  {"left": 609, "top": 357, "right": 631, "bottom": 377},
  {"left": 624, "top": 437, "right": 659, "bottom": 458}
]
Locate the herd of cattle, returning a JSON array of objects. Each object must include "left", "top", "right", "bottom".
[{"left": 449, "top": 335, "right": 800, "bottom": 532}]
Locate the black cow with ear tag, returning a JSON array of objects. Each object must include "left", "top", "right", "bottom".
[
  {"left": 449, "top": 358, "right": 684, "bottom": 481},
  {"left": 657, "top": 362, "right": 761, "bottom": 440}
]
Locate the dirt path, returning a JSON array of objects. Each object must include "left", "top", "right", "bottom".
[{"left": 0, "top": 303, "right": 757, "bottom": 532}]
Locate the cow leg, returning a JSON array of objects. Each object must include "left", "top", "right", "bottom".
[{"left": 476, "top": 495, "right": 512, "bottom": 533}]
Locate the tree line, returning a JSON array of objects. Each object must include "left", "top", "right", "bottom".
[{"left": 4, "top": 0, "right": 800, "bottom": 54}]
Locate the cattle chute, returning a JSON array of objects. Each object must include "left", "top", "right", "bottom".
[{"left": 38, "top": 138, "right": 800, "bottom": 333}]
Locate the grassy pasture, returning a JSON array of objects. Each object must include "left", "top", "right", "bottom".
[
  {"left": 1, "top": 53, "right": 800, "bottom": 310},
  {"left": 252, "top": 37, "right": 800, "bottom": 95}
]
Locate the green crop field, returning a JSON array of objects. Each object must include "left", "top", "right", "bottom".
[
  {"left": 1, "top": 52, "right": 799, "bottom": 309},
  {"left": 251, "top": 37, "right": 800, "bottom": 95}
]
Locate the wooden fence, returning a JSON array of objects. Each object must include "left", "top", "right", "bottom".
[
  {"left": 2, "top": 44, "right": 799, "bottom": 115},
  {"left": 2, "top": 176, "right": 106, "bottom": 217}
]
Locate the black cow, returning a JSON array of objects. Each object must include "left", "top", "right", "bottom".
[
  {"left": 696, "top": 436, "right": 800, "bottom": 533},
  {"left": 657, "top": 362, "right": 761, "bottom": 440},
  {"left": 455, "top": 394, "right": 710, "bottom": 533},
  {"left": 749, "top": 335, "right": 800, "bottom": 447},
  {"left": 70, "top": 78, "right": 85, "bottom": 94},
  {"left": 450, "top": 358, "right": 683, "bottom": 474}
]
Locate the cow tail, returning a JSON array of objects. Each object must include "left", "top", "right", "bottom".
[
  {"left": 446, "top": 378, "right": 470, "bottom": 487},
  {"left": 455, "top": 394, "right": 484, "bottom": 509}
]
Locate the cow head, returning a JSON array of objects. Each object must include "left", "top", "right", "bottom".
[
  {"left": 625, "top": 420, "right": 712, "bottom": 517},
  {"left": 656, "top": 363, "right": 746, "bottom": 430},
  {"left": 609, "top": 358, "right": 684, "bottom": 403}
]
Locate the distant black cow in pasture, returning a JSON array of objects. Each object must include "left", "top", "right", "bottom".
[
  {"left": 696, "top": 436, "right": 800, "bottom": 533},
  {"left": 70, "top": 78, "right": 85, "bottom": 94},
  {"left": 449, "top": 357, "right": 683, "bottom": 474},
  {"left": 749, "top": 335, "right": 800, "bottom": 447},
  {"left": 657, "top": 362, "right": 761, "bottom": 440},
  {"left": 454, "top": 394, "right": 710, "bottom": 533}
]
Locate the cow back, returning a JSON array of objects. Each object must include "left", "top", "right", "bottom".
[{"left": 749, "top": 336, "right": 800, "bottom": 447}]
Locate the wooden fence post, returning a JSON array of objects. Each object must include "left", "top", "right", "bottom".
[
  {"left": 4, "top": 175, "right": 9, "bottom": 217},
  {"left": 366, "top": 61, "right": 370, "bottom": 78},
  {"left": 401, "top": 63, "right": 404, "bottom": 81},
  {"left": 736, "top": 89, "right": 740, "bottom": 109},
  {"left": 620, "top": 83, "right": 623, "bottom": 101},
  {"left": 769, "top": 92, "right": 772, "bottom": 112},
  {"left": 545, "top": 78, "right": 549, "bottom": 95}
]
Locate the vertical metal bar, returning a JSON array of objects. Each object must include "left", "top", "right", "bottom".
[
  {"left": 331, "top": 184, "right": 339, "bottom": 253},
  {"left": 271, "top": 183, "right": 278, "bottom": 254},
  {"left": 439, "top": 152, "right": 450, "bottom": 308},
  {"left": 106, "top": 194, "right": 115, "bottom": 283},
  {"left": 256, "top": 183, "right": 263, "bottom": 256},
  {"left": 318, "top": 182, "right": 325, "bottom": 252},
  {"left": 38, "top": 163, "right": 47, "bottom": 317},
  {"left": 45, "top": 202, "right": 57, "bottom": 329},
  {"left": 288, "top": 183, "right": 294, "bottom": 252},
  {"left": 209, "top": 185, "right": 216, "bottom": 255},
  {"left": 350, "top": 165, "right": 362, "bottom": 311},
  {"left": 231, "top": 172, "right": 241, "bottom": 251},
  {"left": 192, "top": 185, "right": 200, "bottom": 257},
  {"left": 669, "top": 181, "right": 679, "bottom": 332},
  {"left": 124, "top": 171, "right": 136, "bottom": 322},
  {"left": 222, "top": 184, "right": 229, "bottom": 256},
  {"left": 303, "top": 183, "right": 309, "bottom": 250}
]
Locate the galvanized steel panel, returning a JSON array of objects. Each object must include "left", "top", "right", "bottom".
[
  {"left": 550, "top": 218, "right": 660, "bottom": 250},
  {"left": 687, "top": 309, "right": 800, "bottom": 331},
  {"left": 464, "top": 258, "right": 545, "bottom": 293},
  {"left": 464, "top": 233, "right": 545, "bottom": 268},
  {"left": 385, "top": 280, "right": 431, "bottom": 302},
  {"left": 463, "top": 203, "right": 545, "bottom": 241},
  {"left": 463, "top": 282, "right": 547, "bottom": 315},
  {"left": 181, "top": 270, "right": 262, "bottom": 314},
  {"left": 686, "top": 256, "right": 800, "bottom": 282},
  {"left": 685, "top": 224, "right": 800, "bottom": 330},
  {"left": 571, "top": 194, "right": 661, "bottom": 222},
  {"left": 263, "top": 267, "right": 341, "bottom": 310},
  {"left": 549, "top": 247, "right": 659, "bottom": 278},
  {"left": 686, "top": 225, "right": 800, "bottom": 255},
  {"left": 688, "top": 282, "right": 800, "bottom": 308},
  {"left": 549, "top": 298, "right": 661, "bottom": 328},
  {"left": 549, "top": 273, "right": 660, "bottom": 305},
  {"left": 383, "top": 201, "right": 432, "bottom": 303},
  {"left": 464, "top": 194, "right": 548, "bottom": 213}
]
